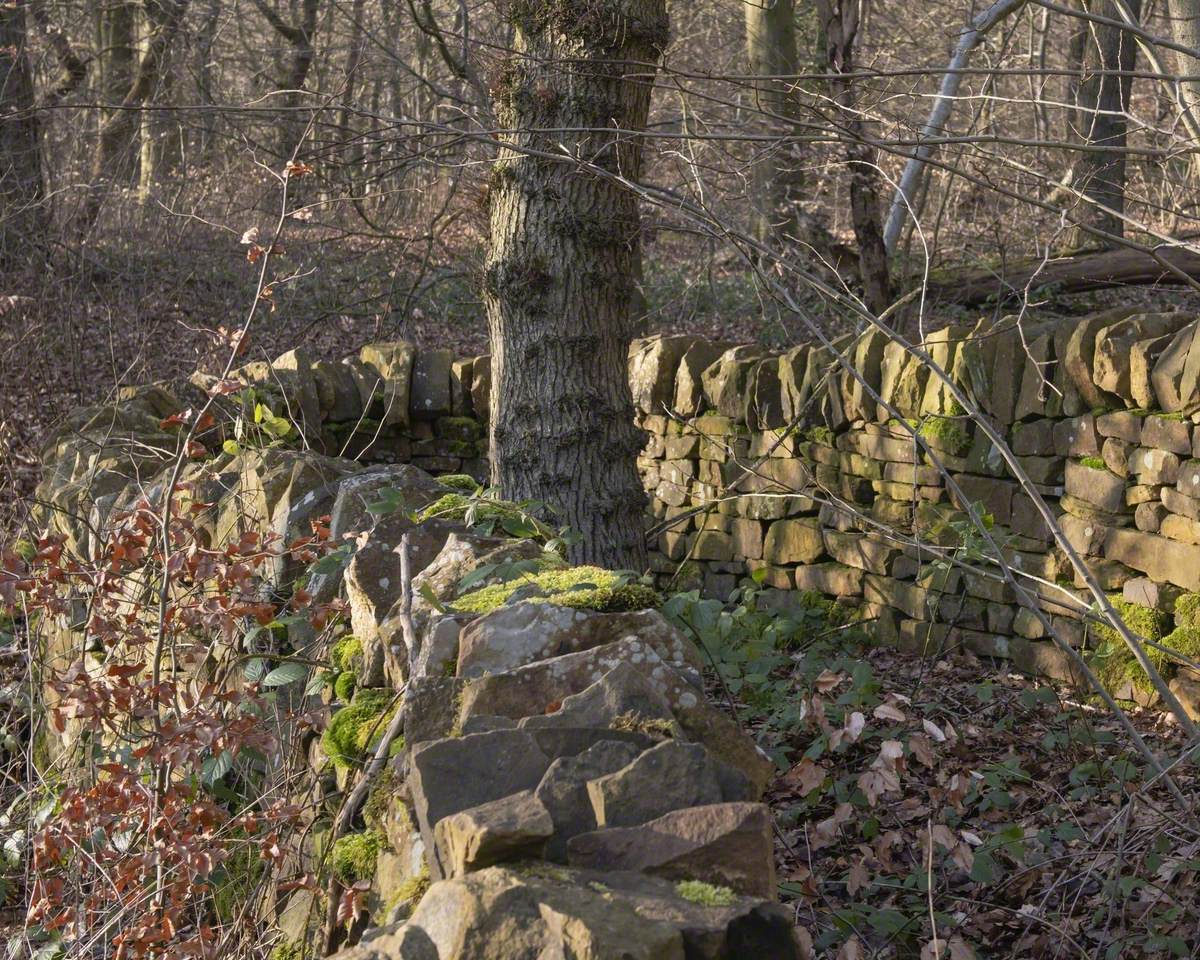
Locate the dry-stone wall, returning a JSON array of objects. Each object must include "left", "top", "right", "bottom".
[
  {"left": 35, "top": 308, "right": 1200, "bottom": 717},
  {"left": 30, "top": 306, "right": 1200, "bottom": 954}
]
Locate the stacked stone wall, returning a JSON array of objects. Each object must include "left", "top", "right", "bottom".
[{"left": 35, "top": 309, "right": 1200, "bottom": 707}]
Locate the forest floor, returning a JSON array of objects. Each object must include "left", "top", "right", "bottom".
[{"left": 764, "top": 639, "right": 1197, "bottom": 960}]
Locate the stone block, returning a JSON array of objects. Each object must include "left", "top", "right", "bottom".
[
  {"left": 762, "top": 518, "right": 824, "bottom": 564},
  {"left": 1064, "top": 460, "right": 1125, "bottom": 513},
  {"left": 731, "top": 518, "right": 763, "bottom": 559},
  {"left": 1104, "top": 528, "right": 1200, "bottom": 591},
  {"left": 673, "top": 340, "right": 734, "bottom": 416},
  {"left": 411, "top": 349, "right": 453, "bottom": 419},
  {"left": 628, "top": 335, "right": 696, "bottom": 415},
  {"left": 567, "top": 802, "right": 776, "bottom": 900},
  {"left": 1141, "top": 414, "right": 1192, "bottom": 455},
  {"left": 793, "top": 562, "right": 863, "bottom": 596},
  {"left": 1133, "top": 448, "right": 1180, "bottom": 485},
  {"left": 693, "top": 529, "right": 734, "bottom": 561},
  {"left": 359, "top": 341, "right": 415, "bottom": 426}
]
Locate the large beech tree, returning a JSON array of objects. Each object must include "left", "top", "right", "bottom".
[{"left": 483, "top": 0, "right": 668, "bottom": 569}]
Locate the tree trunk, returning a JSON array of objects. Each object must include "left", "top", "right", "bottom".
[
  {"left": 84, "top": 0, "right": 188, "bottom": 227},
  {"left": 1165, "top": 0, "right": 1200, "bottom": 182},
  {"left": 816, "top": 0, "right": 891, "bottom": 313},
  {"left": 96, "top": 0, "right": 139, "bottom": 183},
  {"left": 483, "top": 0, "right": 668, "bottom": 570},
  {"left": 0, "top": 0, "right": 44, "bottom": 264},
  {"left": 1067, "top": 0, "right": 1141, "bottom": 242},
  {"left": 744, "top": 0, "right": 804, "bottom": 246},
  {"left": 252, "top": 0, "right": 320, "bottom": 159}
]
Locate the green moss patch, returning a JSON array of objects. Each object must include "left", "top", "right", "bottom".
[
  {"left": 321, "top": 689, "right": 400, "bottom": 768},
  {"left": 919, "top": 415, "right": 971, "bottom": 455},
  {"left": 333, "top": 671, "right": 357, "bottom": 702},
  {"left": 1079, "top": 456, "right": 1109, "bottom": 472},
  {"left": 1089, "top": 595, "right": 1171, "bottom": 696},
  {"left": 1175, "top": 592, "right": 1200, "bottom": 630},
  {"left": 1152, "top": 625, "right": 1200, "bottom": 674},
  {"left": 676, "top": 880, "right": 736, "bottom": 907},
  {"left": 330, "top": 831, "right": 383, "bottom": 884},
  {"left": 451, "top": 565, "right": 660, "bottom": 614},
  {"left": 330, "top": 635, "right": 362, "bottom": 673},
  {"left": 436, "top": 473, "right": 481, "bottom": 493}
]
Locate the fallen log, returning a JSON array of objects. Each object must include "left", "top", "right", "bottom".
[{"left": 923, "top": 242, "right": 1200, "bottom": 307}]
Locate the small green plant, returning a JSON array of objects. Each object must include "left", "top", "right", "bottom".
[
  {"left": 1079, "top": 456, "right": 1109, "bottom": 472},
  {"left": 330, "top": 831, "right": 383, "bottom": 884},
  {"left": 662, "top": 577, "right": 867, "bottom": 765},
  {"left": 221, "top": 388, "right": 296, "bottom": 456}
]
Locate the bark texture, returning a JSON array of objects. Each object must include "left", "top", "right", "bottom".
[
  {"left": 815, "top": 0, "right": 891, "bottom": 313},
  {"left": 84, "top": 0, "right": 189, "bottom": 227},
  {"left": 1067, "top": 0, "right": 1141, "bottom": 241},
  {"left": 1166, "top": 0, "right": 1200, "bottom": 181},
  {"left": 0, "top": 0, "right": 44, "bottom": 263},
  {"left": 483, "top": 0, "right": 669, "bottom": 570},
  {"left": 744, "top": 0, "right": 804, "bottom": 246}
]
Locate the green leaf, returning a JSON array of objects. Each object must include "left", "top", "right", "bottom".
[
  {"left": 305, "top": 670, "right": 331, "bottom": 696},
  {"left": 262, "top": 662, "right": 308, "bottom": 687},
  {"left": 419, "top": 581, "right": 447, "bottom": 613},
  {"left": 970, "top": 850, "right": 997, "bottom": 884},
  {"left": 202, "top": 749, "right": 234, "bottom": 785},
  {"left": 222, "top": 439, "right": 241, "bottom": 456},
  {"left": 243, "top": 658, "right": 266, "bottom": 682}
]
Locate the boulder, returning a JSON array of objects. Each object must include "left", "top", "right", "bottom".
[
  {"left": 586, "top": 740, "right": 752, "bottom": 829},
  {"left": 567, "top": 802, "right": 776, "bottom": 899},
  {"left": 434, "top": 790, "right": 555, "bottom": 877},
  {"left": 359, "top": 342, "right": 416, "bottom": 426},
  {"left": 673, "top": 341, "right": 734, "bottom": 416},
  {"left": 520, "top": 662, "right": 676, "bottom": 733},
  {"left": 629, "top": 336, "right": 697, "bottom": 415},
  {"left": 534, "top": 740, "right": 644, "bottom": 860},
  {"left": 456, "top": 605, "right": 701, "bottom": 682},
  {"left": 381, "top": 866, "right": 804, "bottom": 960}
]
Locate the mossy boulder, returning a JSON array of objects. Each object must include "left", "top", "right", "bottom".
[
  {"left": 451, "top": 566, "right": 660, "bottom": 615},
  {"left": 330, "top": 830, "right": 384, "bottom": 884},
  {"left": 321, "top": 689, "right": 402, "bottom": 768}
]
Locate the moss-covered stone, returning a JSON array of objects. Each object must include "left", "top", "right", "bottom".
[
  {"left": 1153, "top": 625, "right": 1200, "bottom": 673},
  {"left": 385, "top": 865, "right": 431, "bottom": 914},
  {"left": 450, "top": 565, "right": 660, "bottom": 614},
  {"left": 333, "top": 671, "right": 357, "bottom": 702},
  {"left": 269, "top": 939, "right": 306, "bottom": 960},
  {"left": 330, "top": 635, "right": 362, "bottom": 673},
  {"left": 436, "top": 473, "right": 481, "bottom": 493},
  {"left": 321, "top": 689, "right": 399, "bottom": 768},
  {"left": 919, "top": 415, "right": 971, "bottom": 455},
  {"left": 1090, "top": 594, "right": 1171, "bottom": 695},
  {"left": 330, "top": 830, "right": 383, "bottom": 884},
  {"left": 1175, "top": 592, "right": 1200, "bottom": 630}
]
